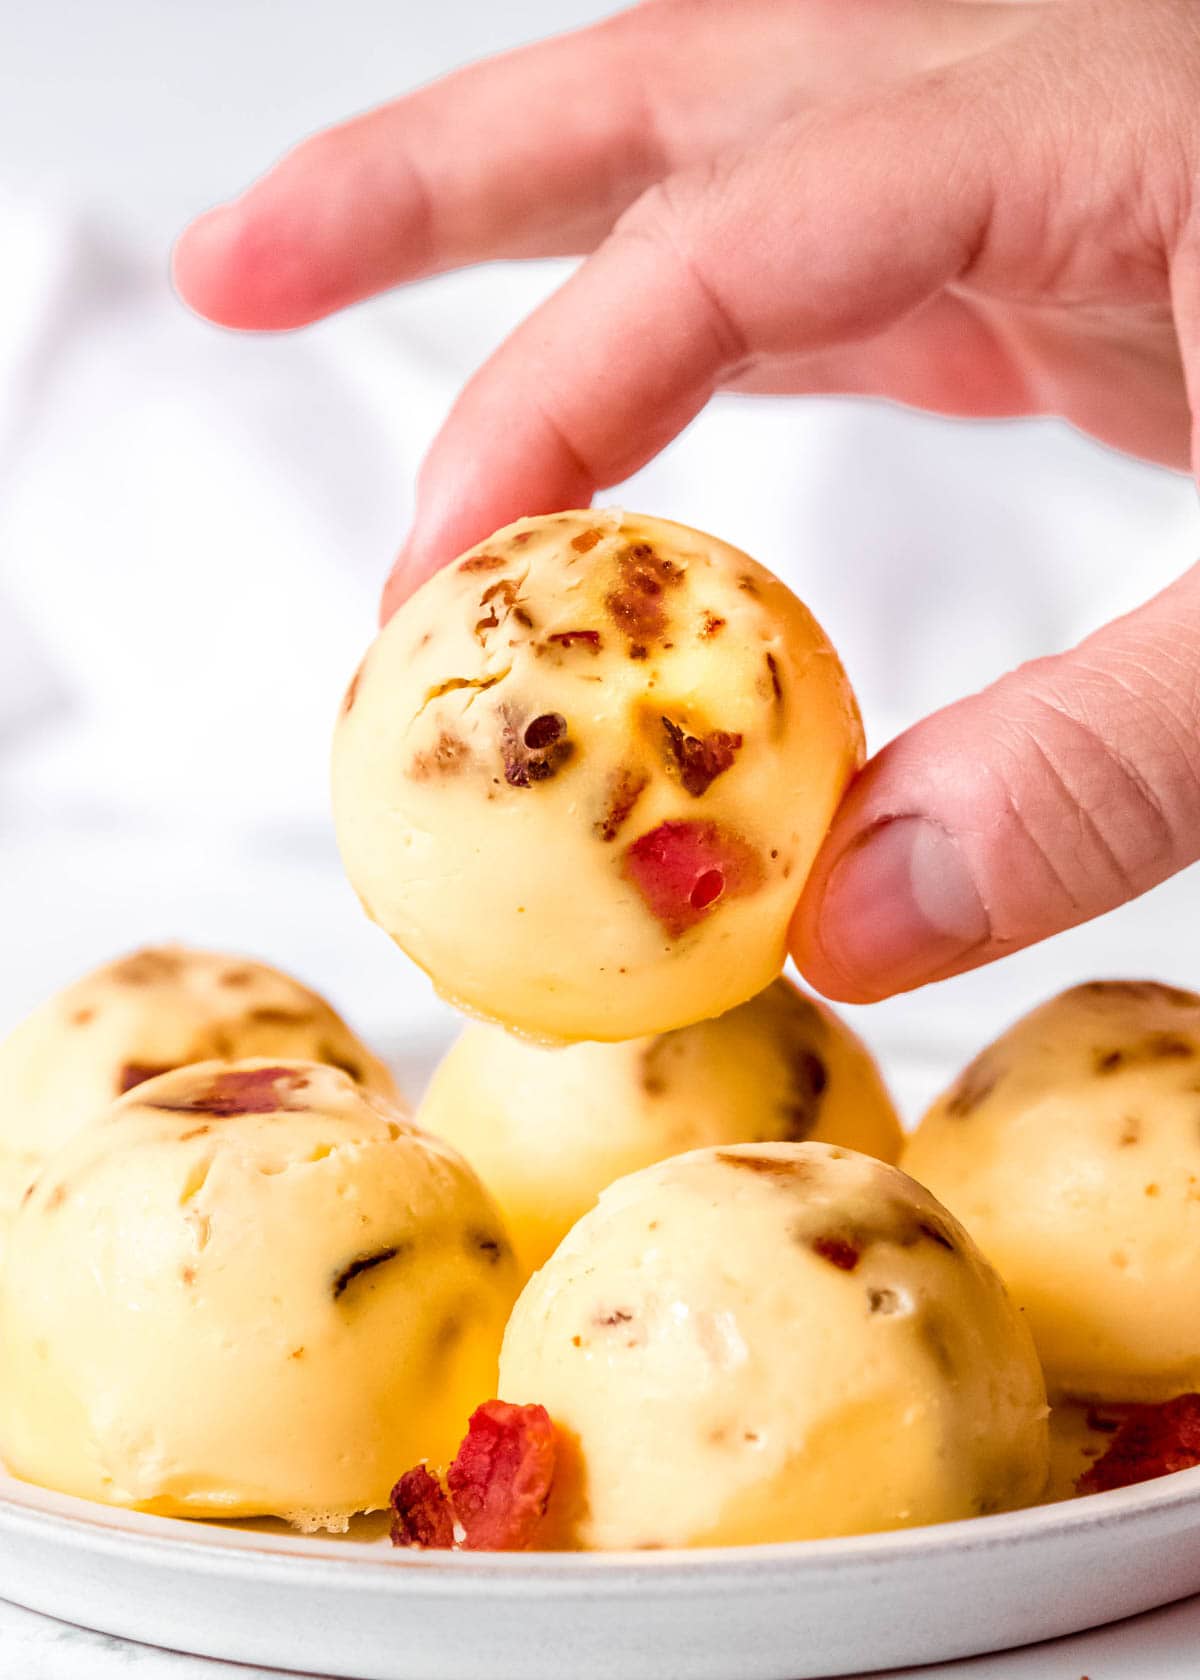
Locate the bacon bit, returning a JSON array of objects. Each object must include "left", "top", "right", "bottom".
[
  {"left": 623, "top": 820, "right": 761, "bottom": 936},
  {"left": 595, "top": 766, "right": 649, "bottom": 842},
  {"left": 331, "top": 1244, "right": 405, "bottom": 1301},
  {"left": 118, "top": 1061, "right": 174, "bottom": 1095},
  {"left": 700, "top": 613, "right": 726, "bottom": 639},
  {"left": 661, "top": 717, "right": 743, "bottom": 797},
  {"left": 459, "top": 553, "right": 507, "bottom": 574},
  {"left": 812, "top": 1235, "right": 860, "bottom": 1272},
  {"left": 501, "top": 711, "right": 573, "bottom": 788},
  {"left": 570, "top": 528, "right": 604, "bottom": 554},
  {"left": 145, "top": 1065, "right": 306, "bottom": 1118},
  {"left": 390, "top": 1402, "right": 557, "bottom": 1553},
  {"left": 1077, "top": 1394, "right": 1200, "bottom": 1494},
  {"left": 547, "top": 629, "right": 602, "bottom": 653},
  {"left": 391, "top": 1465, "right": 456, "bottom": 1549}
]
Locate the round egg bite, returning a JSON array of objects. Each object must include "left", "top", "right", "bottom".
[
  {"left": 0, "top": 1060, "right": 518, "bottom": 1525},
  {"left": 0, "top": 944, "right": 397, "bottom": 1246},
  {"left": 904, "top": 979, "right": 1200, "bottom": 1403},
  {"left": 498, "top": 1143, "right": 1048, "bottom": 1548},
  {"left": 419, "top": 977, "right": 903, "bottom": 1277},
  {"left": 332, "top": 511, "right": 863, "bottom": 1041}
]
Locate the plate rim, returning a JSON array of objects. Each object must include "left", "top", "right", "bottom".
[{"left": 2, "top": 1459, "right": 1199, "bottom": 1588}]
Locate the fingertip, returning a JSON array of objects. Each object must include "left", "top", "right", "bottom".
[
  {"left": 791, "top": 815, "right": 992, "bottom": 1004},
  {"left": 172, "top": 180, "right": 347, "bottom": 331},
  {"left": 171, "top": 206, "right": 239, "bottom": 323}
]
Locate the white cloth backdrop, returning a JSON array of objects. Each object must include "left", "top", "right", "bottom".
[{"left": 1, "top": 0, "right": 1198, "bottom": 1117}]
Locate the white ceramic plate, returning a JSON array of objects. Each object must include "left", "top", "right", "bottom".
[
  {"left": 1, "top": 1035, "right": 1192, "bottom": 1676},
  {"left": 2, "top": 1460, "right": 1200, "bottom": 1679}
]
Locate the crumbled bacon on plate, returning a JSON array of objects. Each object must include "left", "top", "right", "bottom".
[
  {"left": 1077, "top": 1393, "right": 1200, "bottom": 1494},
  {"left": 390, "top": 1400, "right": 557, "bottom": 1552}
]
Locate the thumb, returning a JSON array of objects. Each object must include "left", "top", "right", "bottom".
[{"left": 792, "top": 563, "right": 1200, "bottom": 1002}]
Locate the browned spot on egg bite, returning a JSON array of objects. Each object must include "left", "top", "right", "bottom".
[
  {"left": 1119, "top": 1116, "right": 1143, "bottom": 1146},
  {"left": 639, "top": 1038, "right": 670, "bottom": 1097},
  {"left": 45, "top": 1184, "right": 67, "bottom": 1212},
  {"left": 1094, "top": 1034, "right": 1196, "bottom": 1074},
  {"left": 70, "top": 1007, "right": 96, "bottom": 1026},
  {"left": 764, "top": 652, "right": 783, "bottom": 704},
  {"left": 570, "top": 527, "right": 604, "bottom": 554},
  {"left": 501, "top": 710, "right": 574, "bottom": 788},
  {"left": 868, "top": 1287, "right": 903, "bottom": 1315},
  {"left": 944, "top": 1050, "right": 1003, "bottom": 1118},
  {"left": 605, "top": 541, "right": 684, "bottom": 655},
  {"left": 716, "top": 1151, "right": 813, "bottom": 1180},
  {"left": 780, "top": 1048, "right": 828, "bottom": 1142},
  {"left": 595, "top": 766, "right": 649, "bottom": 842},
  {"left": 247, "top": 1006, "right": 312, "bottom": 1028},
  {"left": 110, "top": 949, "right": 183, "bottom": 986},
  {"left": 181, "top": 1265, "right": 196, "bottom": 1286},
  {"left": 545, "top": 629, "right": 602, "bottom": 654},
  {"left": 915, "top": 1217, "right": 956, "bottom": 1253},
  {"left": 118, "top": 1061, "right": 174, "bottom": 1096},
  {"left": 318, "top": 1042, "right": 364, "bottom": 1083},
  {"left": 331, "top": 1244, "right": 407, "bottom": 1301},
  {"left": 411, "top": 729, "right": 470, "bottom": 780},
  {"left": 1078, "top": 980, "right": 1199, "bottom": 1010},
  {"left": 475, "top": 578, "right": 525, "bottom": 642},
  {"left": 459, "top": 552, "right": 508, "bottom": 574},
  {"left": 146, "top": 1065, "right": 309, "bottom": 1119},
  {"left": 220, "top": 968, "right": 255, "bottom": 988},
  {"left": 700, "top": 613, "right": 726, "bottom": 638},
  {"left": 469, "top": 1228, "right": 511, "bottom": 1266},
  {"left": 342, "top": 660, "right": 366, "bottom": 715},
  {"left": 661, "top": 717, "right": 743, "bottom": 797}
]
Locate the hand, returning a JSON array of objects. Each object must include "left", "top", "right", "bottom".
[{"left": 174, "top": 0, "right": 1200, "bottom": 1004}]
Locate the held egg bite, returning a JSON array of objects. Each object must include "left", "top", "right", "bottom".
[
  {"left": 418, "top": 977, "right": 903, "bottom": 1277},
  {"left": 498, "top": 1143, "right": 1048, "bottom": 1548},
  {"left": 904, "top": 980, "right": 1200, "bottom": 1403},
  {"left": 0, "top": 1060, "right": 518, "bottom": 1525},
  {"left": 332, "top": 511, "right": 863, "bottom": 1041},
  {"left": 0, "top": 944, "right": 397, "bottom": 1246}
]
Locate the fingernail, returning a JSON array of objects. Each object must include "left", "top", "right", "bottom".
[{"left": 816, "top": 817, "right": 990, "bottom": 996}]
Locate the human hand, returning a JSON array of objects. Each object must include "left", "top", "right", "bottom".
[{"left": 174, "top": 0, "right": 1200, "bottom": 1004}]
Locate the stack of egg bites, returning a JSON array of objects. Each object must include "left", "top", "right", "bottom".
[{"left": 0, "top": 512, "right": 1191, "bottom": 1549}]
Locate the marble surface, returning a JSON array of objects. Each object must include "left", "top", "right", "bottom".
[{"left": 6, "top": 1586, "right": 1200, "bottom": 1679}]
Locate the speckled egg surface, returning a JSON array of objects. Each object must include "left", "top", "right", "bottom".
[
  {"left": 0, "top": 1059, "right": 517, "bottom": 1525},
  {"left": 904, "top": 979, "right": 1200, "bottom": 1402},
  {"left": 499, "top": 1142, "right": 1048, "bottom": 1548},
  {"left": 332, "top": 511, "right": 863, "bottom": 1041},
  {"left": 418, "top": 978, "right": 902, "bottom": 1278},
  {"left": 0, "top": 945, "right": 398, "bottom": 1250}
]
